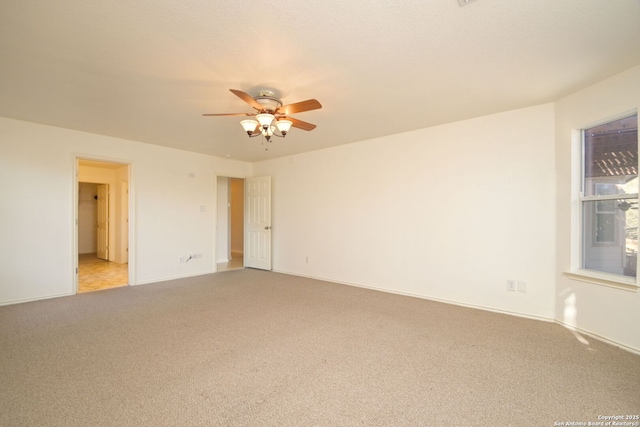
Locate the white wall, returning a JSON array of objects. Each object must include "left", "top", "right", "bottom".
[
  {"left": 555, "top": 65, "right": 640, "bottom": 352},
  {"left": 254, "top": 103, "right": 557, "bottom": 320},
  {"left": 0, "top": 117, "right": 250, "bottom": 304}
]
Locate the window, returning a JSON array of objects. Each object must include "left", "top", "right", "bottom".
[{"left": 580, "top": 114, "right": 638, "bottom": 279}]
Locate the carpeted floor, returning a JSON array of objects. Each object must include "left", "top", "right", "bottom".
[{"left": 1, "top": 269, "right": 638, "bottom": 426}]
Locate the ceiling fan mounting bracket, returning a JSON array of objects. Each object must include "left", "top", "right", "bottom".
[{"left": 257, "top": 90, "right": 276, "bottom": 98}]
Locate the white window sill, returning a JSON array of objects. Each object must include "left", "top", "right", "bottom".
[{"left": 564, "top": 270, "right": 638, "bottom": 292}]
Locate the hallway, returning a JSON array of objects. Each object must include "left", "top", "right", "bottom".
[
  {"left": 78, "top": 253, "right": 128, "bottom": 293},
  {"left": 217, "top": 253, "right": 244, "bottom": 272}
]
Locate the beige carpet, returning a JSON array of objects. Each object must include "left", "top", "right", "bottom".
[{"left": 1, "top": 269, "right": 638, "bottom": 426}]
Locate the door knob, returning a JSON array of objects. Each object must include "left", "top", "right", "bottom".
[{"left": 265, "top": 226, "right": 272, "bottom": 230}]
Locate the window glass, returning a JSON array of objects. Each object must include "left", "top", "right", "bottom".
[
  {"left": 581, "top": 114, "right": 638, "bottom": 278},
  {"left": 583, "top": 115, "right": 638, "bottom": 197},
  {"left": 582, "top": 199, "right": 638, "bottom": 276}
]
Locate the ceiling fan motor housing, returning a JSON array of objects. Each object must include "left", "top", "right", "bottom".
[{"left": 254, "top": 90, "right": 282, "bottom": 113}]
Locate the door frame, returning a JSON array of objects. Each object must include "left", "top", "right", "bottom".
[
  {"left": 215, "top": 175, "right": 246, "bottom": 272},
  {"left": 73, "top": 156, "right": 134, "bottom": 292}
]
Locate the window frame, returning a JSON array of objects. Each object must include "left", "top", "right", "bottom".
[{"left": 568, "top": 110, "right": 639, "bottom": 291}]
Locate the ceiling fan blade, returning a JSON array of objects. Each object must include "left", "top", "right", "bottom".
[
  {"left": 202, "top": 112, "right": 254, "bottom": 117},
  {"left": 287, "top": 116, "right": 317, "bottom": 131},
  {"left": 229, "top": 89, "right": 264, "bottom": 111},
  {"left": 277, "top": 99, "right": 322, "bottom": 115}
]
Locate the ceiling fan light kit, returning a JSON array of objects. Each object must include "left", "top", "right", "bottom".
[
  {"left": 275, "top": 119, "right": 293, "bottom": 134},
  {"left": 240, "top": 119, "right": 259, "bottom": 135},
  {"left": 256, "top": 113, "right": 275, "bottom": 129},
  {"left": 203, "top": 89, "right": 321, "bottom": 150}
]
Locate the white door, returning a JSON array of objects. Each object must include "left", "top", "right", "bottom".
[
  {"left": 96, "top": 184, "right": 109, "bottom": 260},
  {"left": 245, "top": 176, "right": 271, "bottom": 270}
]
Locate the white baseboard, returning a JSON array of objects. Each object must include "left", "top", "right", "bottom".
[
  {"left": 135, "top": 270, "right": 216, "bottom": 286},
  {"left": 7, "top": 269, "right": 638, "bottom": 356},
  {"left": 274, "top": 269, "right": 552, "bottom": 321},
  {"left": 554, "top": 319, "right": 640, "bottom": 356},
  {"left": 273, "top": 269, "right": 640, "bottom": 355},
  {"left": 0, "top": 291, "right": 74, "bottom": 306}
]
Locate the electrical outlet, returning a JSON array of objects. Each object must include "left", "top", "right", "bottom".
[
  {"left": 305, "top": 256, "right": 310, "bottom": 264},
  {"left": 507, "top": 280, "right": 516, "bottom": 292},
  {"left": 517, "top": 281, "right": 527, "bottom": 293},
  {"left": 179, "top": 257, "right": 185, "bottom": 264}
]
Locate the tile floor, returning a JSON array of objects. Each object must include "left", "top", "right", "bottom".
[
  {"left": 78, "top": 253, "right": 128, "bottom": 293},
  {"left": 78, "top": 251, "right": 243, "bottom": 293},
  {"left": 217, "top": 253, "right": 244, "bottom": 272}
]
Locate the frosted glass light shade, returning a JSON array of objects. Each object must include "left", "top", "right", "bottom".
[
  {"left": 240, "top": 120, "right": 258, "bottom": 133},
  {"left": 275, "top": 120, "right": 293, "bottom": 134},
  {"left": 256, "top": 113, "right": 275, "bottom": 129}
]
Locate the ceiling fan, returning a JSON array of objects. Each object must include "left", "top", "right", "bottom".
[{"left": 203, "top": 89, "right": 322, "bottom": 144}]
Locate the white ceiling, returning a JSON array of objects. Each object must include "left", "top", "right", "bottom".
[{"left": 1, "top": 1, "right": 639, "bottom": 163}]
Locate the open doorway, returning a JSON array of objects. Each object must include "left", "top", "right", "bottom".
[
  {"left": 77, "top": 159, "right": 130, "bottom": 292},
  {"left": 217, "top": 177, "right": 244, "bottom": 272}
]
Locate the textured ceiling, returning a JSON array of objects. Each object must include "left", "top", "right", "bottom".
[{"left": 1, "top": 0, "right": 639, "bottom": 162}]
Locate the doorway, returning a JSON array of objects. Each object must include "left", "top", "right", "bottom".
[
  {"left": 216, "top": 177, "right": 245, "bottom": 272},
  {"left": 77, "top": 159, "right": 130, "bottom": 292}
]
